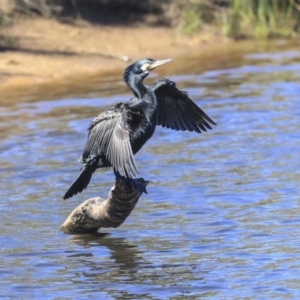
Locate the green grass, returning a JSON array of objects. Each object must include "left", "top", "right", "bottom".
[
  {"left": 178, "top": 0, "right": 218, "bottom": 35},
  {"left": 179, "top": 7, "right": 202, "bottom": 35},
  {"left": 179, "top": 0, "right": 300, "bottom": 39},
  {"left": 222, "top": 0, "right": 300, "bottom": 39}
]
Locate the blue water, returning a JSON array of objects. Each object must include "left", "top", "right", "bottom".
[{"left": 1, "top": 47, "right": 300, "bottom": 299}]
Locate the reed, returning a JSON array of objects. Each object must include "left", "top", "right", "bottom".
[
  {"left": 179, "top": 5, "right": 202, "bottom": 35},
  {"left": 222, "top": 0, "right": 300, "bottom": 39}
]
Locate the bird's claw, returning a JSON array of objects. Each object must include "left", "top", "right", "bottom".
[{"left": 129, "top": 178, "right": 148, "bottom": 194}]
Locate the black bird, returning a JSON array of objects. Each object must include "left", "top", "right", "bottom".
[{"left": 63, "top": 58, "right": 216, "bottom": 200}]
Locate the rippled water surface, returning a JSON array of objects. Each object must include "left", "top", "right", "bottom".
[{"left": 1, "top": 43, "right": 300, "bottom": 299}]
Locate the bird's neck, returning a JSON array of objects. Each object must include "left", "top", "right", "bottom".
[
  {"left": 128, "top": 76, "right": 148, "bottom": 99},
  {"left": 126, "top": 74, "right": 157, "bottom": 119}
]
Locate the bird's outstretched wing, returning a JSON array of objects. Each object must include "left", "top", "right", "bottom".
[
  {"left": 151, "top": 78, "right": 216, "bottom": 132},
  {"left": 82, "top": 103, "right": 138, "bottom": 178}
]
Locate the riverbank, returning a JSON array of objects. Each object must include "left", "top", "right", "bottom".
[
  {"left": 0, "top": 17, "right": 223, "bottom": 99},
  {"left": 1, "top": 16, "right": 299, "bottom": 105}
]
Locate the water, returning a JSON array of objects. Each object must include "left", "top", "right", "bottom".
[{"left": 1, "top": 43, "right": 300, "bottom": 299}]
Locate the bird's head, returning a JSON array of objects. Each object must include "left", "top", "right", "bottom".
[{"left": 124, "top": 58, "right": 172, "bottom": 84}]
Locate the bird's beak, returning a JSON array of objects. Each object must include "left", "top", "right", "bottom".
[{"left": 148, "top": 58, "right": 172, "bottom": 70}]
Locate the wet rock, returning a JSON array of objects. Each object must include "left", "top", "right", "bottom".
[{"left": 60, "top": 177, "right": 149, "bottom": 234}]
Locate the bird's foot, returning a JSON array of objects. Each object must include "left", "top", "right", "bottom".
[
  {"left": 125, "top": 178, "right": 147, "bottom": 194},
  {"left": 114, "top": 171, "right": 149, "bottom": 194},
  {"left": 114, "top": 176, "right": 149, "bottom": 194},
  {"left": 131, "top": 178, "right": 148, "bottom": 194}
]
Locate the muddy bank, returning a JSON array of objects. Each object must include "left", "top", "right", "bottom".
[
  {"left": 0, "top": 17, "right": 299, "bottom": 104},
  {"left": 0, "top": 18, "right": 211, "bottom": 96}
]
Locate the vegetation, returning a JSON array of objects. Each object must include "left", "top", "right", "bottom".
[
  {"left": 1, "top": 0, "right": 300, "bottom": 40},
  {"left": 222, "top": 0, "right": 300, "bottom": 39},
  {"left": 179, "top": 0, "right": 300, "bottom": 38}
]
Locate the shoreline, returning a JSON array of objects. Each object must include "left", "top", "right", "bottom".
[
  {"left": 0, "top": 18, "right": 224, "bottom": 104},
  {"left": 0, "top": 17, "right": 225, "bottom": 103},
  {"left": 0, "top": 17, "right": 299, "bottom": 105}
]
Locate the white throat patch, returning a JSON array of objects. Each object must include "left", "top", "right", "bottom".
[{"left": 141, "top": 63, "right": 151, "bottom": 72}]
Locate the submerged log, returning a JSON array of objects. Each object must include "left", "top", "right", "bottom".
[{"left": 60, "top": 177, "right": 149, "bottom": 234}]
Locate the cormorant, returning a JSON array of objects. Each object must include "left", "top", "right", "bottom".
[{"left": 63, "top": 58, "right": 216, "bottom": 200}]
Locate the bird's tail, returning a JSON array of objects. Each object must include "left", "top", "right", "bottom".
[{"left": 63, "top": 165, "right": 96, "bottom": 200}]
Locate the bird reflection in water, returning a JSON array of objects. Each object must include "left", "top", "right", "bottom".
[{"left": 68, "top": 233, "right": 143, "bottom": 271}]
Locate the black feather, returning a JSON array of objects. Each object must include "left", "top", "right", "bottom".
[
  {"left": 151, "top": 78, "right": 216, "bottom": 132},
  {"left": 64, "top": 59, "right": 216, "bottom": 199}
]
